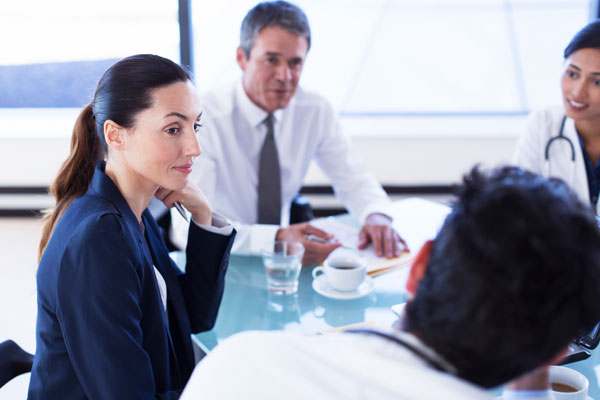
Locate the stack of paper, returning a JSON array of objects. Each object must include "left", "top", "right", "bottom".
[
  {"left": 309, "top": 198, "right": 451, "bottom": 276},
  {"left": 310, "top": 217, "right": 415, "bottom": 276}
]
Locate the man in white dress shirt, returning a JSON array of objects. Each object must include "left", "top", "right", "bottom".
[
  {"left": 181, "top": 166, "right": 600, "bottom": 399},
  {"left": 172, "top": 0, "right": 405, "bottom": 265}
]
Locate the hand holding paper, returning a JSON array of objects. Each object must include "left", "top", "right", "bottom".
[
  {"left": 358, "top": 213, "right": 408, "bottom": 258},
  {"left": 310, "top": 217, "right": 414, "bottom": 275}
]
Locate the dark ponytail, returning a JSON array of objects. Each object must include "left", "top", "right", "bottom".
[
  {"left": 39, "top": 54, "right": 191, "bottom": 260},
  {"left": 38, "top": 104, "right": 104, "bottom": 260}
]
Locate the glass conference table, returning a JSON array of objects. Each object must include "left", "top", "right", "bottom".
[{"left": 178, "top": 198, "right": 600, "bottom": 399}]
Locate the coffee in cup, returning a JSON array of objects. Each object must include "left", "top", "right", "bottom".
[
  {"left": 551, "top": 382, "right": 578, "bottom": 393},
  {"left": 548, "top": 365, "right": 588, "bottom": 399},
  {"left": 312, "top": 255, "right": 367, "bottom": 292}
]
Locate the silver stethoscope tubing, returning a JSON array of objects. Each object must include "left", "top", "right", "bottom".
[{"left": 543, "top": 116, "right": 576, "bottom": 183}]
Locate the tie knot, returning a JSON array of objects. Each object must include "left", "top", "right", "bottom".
[{"left": 264, "top": 114, "right": 274, "bottom": 128}]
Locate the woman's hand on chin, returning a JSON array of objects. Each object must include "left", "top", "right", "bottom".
[{"left": 156, "top": 184, "right": 212, "bottom": 226}]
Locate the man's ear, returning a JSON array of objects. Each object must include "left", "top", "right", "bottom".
[
  {"left": 104, "top": 120, "right": 126, "bottom": 150},
  {"left": 236, "top": 46, "right": 248, "bottom": 71},
  {"left": 406, "top": 240, "right": 434, "bottom": 295}
]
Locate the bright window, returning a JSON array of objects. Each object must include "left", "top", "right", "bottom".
[
  {"left": 0, "top": 0, "right": 179, "bottom": 137},
  {"left": 191, "top": 0, "right": 593, "bottom": 137}
]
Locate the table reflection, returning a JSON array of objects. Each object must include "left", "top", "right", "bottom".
[{"left": 193, "top": 253, "right": 407, "bottom": 352}]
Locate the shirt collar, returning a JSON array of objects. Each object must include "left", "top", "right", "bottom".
[
  {"left": 235, "top": 79, "right": 284, "bottom": 128},
  {"left": 392, "top": 330, "right": 458, "bottom": 375},
  {"left": 346, "top": 328, "right": 458, "bottom": 375}
]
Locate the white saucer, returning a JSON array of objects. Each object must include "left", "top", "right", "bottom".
[{"left": 312, "top": 275, "right": 374, "bottom": 300}]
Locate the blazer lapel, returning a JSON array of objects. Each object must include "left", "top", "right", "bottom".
[{"left": 142, "top": 211, "right": 195, "bottom": 384}]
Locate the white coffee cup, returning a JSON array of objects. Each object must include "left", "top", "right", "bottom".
[
  {"left": 548, "top": 365, "right": 588, "bottom": 399},
  {"left": 312, "top": 255, "right": 367, "bottom": 292}
]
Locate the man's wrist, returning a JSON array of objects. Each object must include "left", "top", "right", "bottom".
[
  {"left": 365, "top": 212, "right": 392, "bottom": 224},
  {"left": 275, "top": 227, "right": 285, "bottom": 241}
]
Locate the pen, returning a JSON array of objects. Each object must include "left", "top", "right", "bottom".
[
  {"left": 305, "top": 233, "right": 331, "bottom": 244},
  {"left": 174, "top": 202, "right": 189, "bottom": 222},
  {"left": 305, "top": 234, "right": 352, "bottom": 249}
]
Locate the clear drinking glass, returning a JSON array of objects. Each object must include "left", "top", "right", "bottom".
[{"left": 261, "top": 241, "right": 304, "bottom": 295}]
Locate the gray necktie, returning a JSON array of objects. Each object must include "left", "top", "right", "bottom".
[{"left": 257, "top": 114, "right": 281, "bottom": 224}]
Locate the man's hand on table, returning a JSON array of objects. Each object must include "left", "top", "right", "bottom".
[
  {"left": 276, "top": 222, "right": 341, "bottom": 266},
  {"left": 358, "top": 213, "right": 408, "bottom": 258}
]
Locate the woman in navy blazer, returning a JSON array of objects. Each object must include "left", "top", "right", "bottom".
[{"left": 28, "top": 55, "right": 235, "bottom": 399}]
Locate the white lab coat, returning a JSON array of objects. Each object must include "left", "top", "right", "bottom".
[
  {"left": 513, "top": 105, "right": 599, "bottom": 214},
  {"left": 180, "top": 330, "right": 495, "bottom": 400},
  {"left": 181, "top": 330, "right": 559, "bottom": 399}
]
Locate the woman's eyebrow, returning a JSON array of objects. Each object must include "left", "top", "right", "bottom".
[{"left": 164, "top": 111, "right": 188, "bottom": 121}]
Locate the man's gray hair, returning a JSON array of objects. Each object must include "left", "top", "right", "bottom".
[{"left": 240, "top": 1, "right": 311, "bottom": 59}]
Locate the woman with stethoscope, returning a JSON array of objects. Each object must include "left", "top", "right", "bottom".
[{"left": 513, "top": 20, "right": 600, "bottom": 214}]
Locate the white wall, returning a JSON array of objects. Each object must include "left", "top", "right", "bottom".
[
  {"left": 306, "top": 134, "right": 518, "bottom": 186},
  {"left": 0, "top": 137, "right": 70, "bottom": 186},
  {"left": 0, "top": 105, "right": 526, "bottom": 192},
  {"left": 0, "top": 132, "right": 519, "bottom": 188}
]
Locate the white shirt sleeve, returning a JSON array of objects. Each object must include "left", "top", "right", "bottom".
[
  {"left": 170, "top": 210, "right": 234, "bottom": 251},
  {"left": 314, "top": 105, "right": 391, "bottom": 224},
  {"left": 171, "top": 207, "right": 277, "bottom": 254},
  {"left": 191, "top": 212, "right": 234, "bottom": 236},
  {"left": 225, "top": 221, "right": 279, "bottom": 255},
  {"left": 170, "top": 208, "right": 189, "bottom": 250},
  {"left": 513, "top": 109, "right": 551, "bottom": 175}
]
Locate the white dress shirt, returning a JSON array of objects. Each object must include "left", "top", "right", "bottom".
[
  {"left": 172, "top": 80, "right": 391, "bottom": 254},
  {"left": 181, "top": 330, "right": 500, "bottom": 400}
]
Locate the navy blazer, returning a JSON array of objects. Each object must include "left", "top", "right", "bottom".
[{"left": 29, "top": 163, "right": 235, "bottom": 399}]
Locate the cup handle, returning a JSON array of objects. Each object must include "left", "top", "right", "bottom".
[{"left": 312, "top": 266, "right": 325, "bottom": 280}]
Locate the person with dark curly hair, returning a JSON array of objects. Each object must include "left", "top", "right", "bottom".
[{"left": 181, "top": 166, "right": 600, "bottom": 400}]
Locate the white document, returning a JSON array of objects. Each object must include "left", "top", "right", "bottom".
[
  {"left": 309, "top": 198, "right": 451, "bottom": 273},
  {"left": 309, "top": 217, "right": 414, "bottom": 273},
  {"left": 309, "top": 217, "right": 360, "bottom": 249}
]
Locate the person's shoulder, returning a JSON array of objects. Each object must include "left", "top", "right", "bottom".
[
  {"left": 61, "top": 210, "right": 143, "bottom": 276},
  {"left": 182, "top": 331, "right": 310, "bottom": 399},
  {"left": 55, "top": 191, "right": 139, "bottom": 251},
  {"left": 40, "top": 206, "right": 129, "bottom": 274},
  {"left": 65, "top": 210, "right": 129, "bottom": 251},
  {"left": 528, "top": 105, "right": 564, "bottom": 124},
  {"left": 525, "top": 105, "right": 565, "bottom": 139},
  {"left": 293, "top": 86, "right": 334, "bottom": 109},
  {"left": 222, "top": 330, "right": 299, "bottom": 347},
  {"left": 199, "top": 80, "right": 237, "bottom": 117},
  {"left": 210, "top": 330, "right": 305, "bottom": 359},
  {"left": 289, "top": 86, "right": 338, "bottom": 124}
]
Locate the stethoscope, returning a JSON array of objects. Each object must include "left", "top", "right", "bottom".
[
  {"left": 347, "top": 329, "right": 457, "bottom": 374},
  {"left": 544, "top": 116, "right": 576, "bottom": 184}
]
